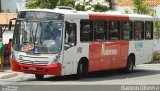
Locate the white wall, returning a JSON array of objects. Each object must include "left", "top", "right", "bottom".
[
  {"left": 3, "top": 30, "right": 13, "bottom": 44},
  {"left": 154, "top": 6, "right": 160, "bottom": 19},
  {"left": 117, "top": 6, "right": 133, "bottom": 14},
  {"left": 153, "top": 39, "right": 160, "bottom": 52},
  {"left": 118, "top": 5, "right": 160, "bottom": 19}
]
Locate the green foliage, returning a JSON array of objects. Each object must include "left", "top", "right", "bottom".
[
  {"left": 26, "top": 0, "right": 59, "bottom": 9},
  {"left": 132, "top": 0, "right": 160, "bottom": 38},
  {"left": 132, "top": 0, "right": 156, "bottom": 16},
  {"left": 74, "top": 0, "right": 109, "bottom": 12},
  {"left": 153, "top": 51, "right": 160, "bottom": 61},
  {"left": 74, "top": 1, "right": 89, "bottom": 11},
  {"left": 26, "top": 0, "right": 75, "bottom": 9},
  {"left": 92, "top": 2, "right": 108, "bottom": 12},
  {"left": 58, "top": 0, "right": 75, "bottom": 7},
  {"left": 74, "top": 4, "right": 85, "bottom": 11},
  {"left": 124, "top": 9, "right": 130, "bottom": 14},
  {"left": 26, "top": 0, "right": 109, "bottom": 12},
  {"left": 154, "top": 20, "right": 160, "bottom": 38}
]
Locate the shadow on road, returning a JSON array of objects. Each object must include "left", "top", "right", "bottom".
[{"left": 26, "top": 68, "right": 160, "bottom": 82}]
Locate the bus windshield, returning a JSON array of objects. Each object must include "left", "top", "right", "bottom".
[{"left": 13, "top": 20, "right": 63, "bottom": 54}]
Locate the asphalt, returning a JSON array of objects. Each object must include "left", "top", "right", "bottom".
[
  {"left": 0, "top": 66, "right": 18, "bottom": 79},
  {"left": 0, "top": 61, "right": 160, "bottom": 80}
]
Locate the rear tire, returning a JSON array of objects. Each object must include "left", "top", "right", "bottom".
[
  {"left": 35, "top": 74, "right": 44, "bottom": 80},
  {"left": 124, "top": 55, "right": 134, "bottom": 73},
  {"left": 77, "top": 61, "right": 88, "bottom": 79}
]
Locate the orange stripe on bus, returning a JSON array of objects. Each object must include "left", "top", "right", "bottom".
[{"left": 88, "top": 41, "right": 129, "bottom": 72}]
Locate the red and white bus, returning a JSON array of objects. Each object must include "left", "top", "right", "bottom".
[{"left": 9, "top": 6, "right": 153, "bottom": 80}]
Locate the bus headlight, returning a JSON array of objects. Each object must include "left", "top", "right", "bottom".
[
  {"left": 11, "top": 51, "right": 16, "bottom": 60},
  {"left": 51, "top": 54, "right": 60, "bottom": 64}
]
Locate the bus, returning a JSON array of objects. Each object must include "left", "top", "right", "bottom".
[{"left": 9, "top": 6, "right": 153, "bottom": 80}]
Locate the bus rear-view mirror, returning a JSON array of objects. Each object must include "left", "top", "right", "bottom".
[{"left": 8, "top": 21, "right": 12, "bottom": 30}]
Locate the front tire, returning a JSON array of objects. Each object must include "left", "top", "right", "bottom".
[
  {"left": 77, "top": 61, "right": 88, "bottom": 78},
  {"left": 35, "top": 74, "right": 44, "bottom": 80}
]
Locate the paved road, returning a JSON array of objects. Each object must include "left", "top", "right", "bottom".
[
  {"left": 0, "top": 63, "right": 160, "bottom": 85},
  {"left": 0, "top": 64, "right": 160, "bottom": 91}
]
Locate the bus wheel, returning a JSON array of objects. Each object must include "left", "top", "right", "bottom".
[
  {"left": 77, "top": 61, "right": 88, "bottom": 78},
  {"left": 35, "top": 74, "right": 44, "bottom": 80},
  {"left": 124, "top": 55, "right": 134, "bottom": 73}
]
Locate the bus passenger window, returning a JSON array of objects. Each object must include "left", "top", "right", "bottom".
[
  {"left": 134, "top": 21, "right": 144, "bottom": 40},
  {"left": 65, "top": 22, "right": 76, "bottom": 44},
  {"left": 121, "top": 21, "right": 132, "bottom": 40},
  {"left": 145, "top": 21, "right": 153, "bottom": 40},
  {"left": 94, "top": 21, "right": 105, "bottom": 41},
  {"left": 80, "top": 20, "right": 93, "bottom": 42},
  {"left": 108, "top": 21, "right": 120, "bottom": 40}
]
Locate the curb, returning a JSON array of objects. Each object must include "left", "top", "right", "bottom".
[
  {"left": 150, "top": 61, "right": 160, "bottom": 64},
  {"left": 0, "top": 72, "right": 18, "bottom": 79},
  {"left": 145, "top": 61, "right": 160, "bottom": 64}
]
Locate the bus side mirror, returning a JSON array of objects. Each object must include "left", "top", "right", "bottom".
[
  {"left": 0, "top": 27, "right": 2, "bottom": 38},
  {"left": 8, "top": 21, "right": 12, "bottom": 30},
  {"left": 8, "top": 18, "right": 16, "bottom": 30}
]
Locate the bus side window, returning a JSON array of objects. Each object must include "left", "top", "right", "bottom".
[
  {"left": 134, "top": 21, "right": 144, "bottom": 40},
  {"left": 121, "top": 21, "right": 132, "bottom": 40},
  {"left": 80, "top": 20, "right": 93, "bottom": 42},
  {"left": 94, "top": 21, "right": 105, "bottom": 41},
  {"left": 145, "top": 21, "right": 153, "bottom": 40},
  {"left": 108, "top": 21, "right": 120, "bottom": 41},
  {"left": 65, "top": 22, "right": 77, "bottom": 45}
]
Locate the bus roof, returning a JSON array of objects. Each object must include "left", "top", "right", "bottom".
[{"left": 19, "top": 8, "right": 153, "bottom": 21}]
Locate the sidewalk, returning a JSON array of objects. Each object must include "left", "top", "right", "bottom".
[
  {"left": 151, "top": 60, "right": 160, "bottom": 64},
  {"left": 0, "top": 66, "right": 18, "bottom": 79}
]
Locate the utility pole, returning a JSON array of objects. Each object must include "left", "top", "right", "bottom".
[
  {"left": 111, "top": 0, "right": 118, "bottom": 10},
  {"left": 0, "top": 0, "right": 1, "bottom": 12}
]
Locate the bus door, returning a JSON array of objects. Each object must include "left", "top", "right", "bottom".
[
  {"left": 62, "top": 20, "right": 78, "bottom": 75},
  {"left": 91, "top": 41, "right": 104, "bottom": 71},
  {"left": 91, "top": 21, "right": 107, "bottom": 71}
]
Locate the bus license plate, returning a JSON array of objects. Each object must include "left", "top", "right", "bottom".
[{"left": 28, "top": 67, "right": 36, "bottom": 70}]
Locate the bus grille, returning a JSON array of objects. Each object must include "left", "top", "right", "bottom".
[{"left": 20, "top": 60, "right": 49, "bottom": 66}]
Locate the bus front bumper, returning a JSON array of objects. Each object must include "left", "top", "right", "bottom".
[{"left": 10, "top": 58, "right": 62, "bottom": 76}]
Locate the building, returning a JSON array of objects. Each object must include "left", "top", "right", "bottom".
[
  {"left": 117, "top": 0, "right": 160, "bottom": 18},
  {"left": 0, "top": 0, "right": 17, "bottom": 43},
  {"left": 0, "top": 13, "right": 16, "bottom": 44}
]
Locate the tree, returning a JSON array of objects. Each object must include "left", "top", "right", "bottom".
[
  {"left": 132, "top": 0, "right": 160, "bottom": 38},
  {"left": 26, "top": 0, "right": 59, "bottom": 9},
  {"left": 58, "top": 0, "right": 75, "bottom": 7},
  {"left": 74, "top": 0, "right": 109, "bottom": 12},
  {"left": 154, "top": 20, "right": 160, "bottom": 38},
  {"left": 26, "top": 0, "right": 76, "bottom": 9},
  {"left": 26, "top": 0, "right": 109, "bottom": 12},
  {"left": 132, "top": 0, "right": 155, "bottom": 16}
]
